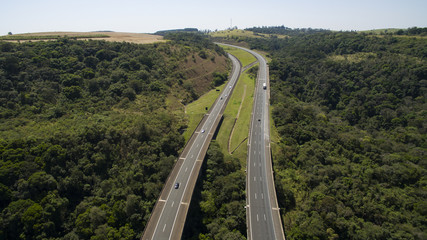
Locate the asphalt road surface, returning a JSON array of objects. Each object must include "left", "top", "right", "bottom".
[
  {"left": 141, "top": 53, "right": 241, "bottom": 240},
  {"left": 220, "top": 44, "right": 285, "bottom": 240}
]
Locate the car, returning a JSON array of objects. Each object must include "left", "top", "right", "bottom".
[
  {"left": 229, "top": 86, "right": 232, "bottom": 89},
  {"left": 174, "top": 183, "right": 179, "bottom": 189},
  {"left": 201, "top": 129, "right": 205, "bottom": 133},
  {"left": 220, "top": 97, "right": 223, "bottom": 100},
  {"left": 258, "top": 119, "right": 261, "bottom": 121}
]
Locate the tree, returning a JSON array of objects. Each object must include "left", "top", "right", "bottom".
[{"left": 63, "top": 86, "right": 82, "bottom": 100}]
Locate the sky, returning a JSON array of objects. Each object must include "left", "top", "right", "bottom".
[{"left": 2, "top": 0, "right": 427, "bottom": 35}]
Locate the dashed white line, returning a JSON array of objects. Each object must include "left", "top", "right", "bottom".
[
  {"left": 254, "top": 177, "right": 256, "bottom": 181},
  {"left": 255, "top": 193, "right": 257, "bottom": 199},
  {"left": 185, "top": 167, "right": 188, "bottom": 172},
  {"left": 257, "top": 214, "right": 259, "bottom": 222},
  {"left": 162, "top": 224, "right": 167, "bottom": 232},
  {"left": 264, "top": 214, "right": 266, "bottom": 221},
  {"left": 261, "top": 193, "right": 264, "bottom": 199},
  {"left": 171, "top": 201, "right": 174, "bottom": 207}
]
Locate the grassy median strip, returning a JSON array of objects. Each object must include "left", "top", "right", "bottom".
[
  {"left": 221, "top": 45, "right": 257, "bottom": 67},
  {"left": 216, "top": 66, "right": 255, "bottom": 164}
]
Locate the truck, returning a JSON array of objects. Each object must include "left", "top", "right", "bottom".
[{"left": 262, "top": 83, "right": 267, "bottom": 90}]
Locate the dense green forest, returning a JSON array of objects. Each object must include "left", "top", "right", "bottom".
[
  {"left": 0, "top": 34, "right": 228, "bottom": 239},
  {"left": 183, "top": 141, "right": 246, "bottom": 240},
  {"left": 245, "top": 30, "right": 426, "bottom": 239}
]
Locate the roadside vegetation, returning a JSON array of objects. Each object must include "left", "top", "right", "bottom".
[
  {"left": 183, "top": 83, "right": 225, "bottom": 141},
  {"left": 243, "top": 27, "right": 426, "bottom": 239},
  {"left": 0, "top": 33, "right": 228, "bottom": 239}
]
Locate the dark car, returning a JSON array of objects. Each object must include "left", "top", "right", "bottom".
[{"left": 174, "top": 183, "right": 179, "bottom": 189}]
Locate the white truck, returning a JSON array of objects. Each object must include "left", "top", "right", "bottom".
[{"left": 263, "top": 83, "right": 267, "bottom": 90}]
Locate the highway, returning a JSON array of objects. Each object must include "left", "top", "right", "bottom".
[
  {"left": 141, "top": 53, "right": 241, "bottom": 240},
  {"left": 220, "top": 44, "right": 285, "bottom": 240}
]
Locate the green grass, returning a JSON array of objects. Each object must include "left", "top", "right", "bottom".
[
  {"left": 220, "top": 45, "right": 257, "bottom": 67},
  {"left": 183, "top": 84, "right": 226, "bottom": 141},
  {"left": 216, "top": 66, "right": 256, "bottom": 165}
]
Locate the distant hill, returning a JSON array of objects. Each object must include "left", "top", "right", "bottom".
[
  {"left": 246, "top": 25, "right": 330, "bottom": 36},
  {"left": 154, "top": 28, "right": 199, "bottom": 36}
]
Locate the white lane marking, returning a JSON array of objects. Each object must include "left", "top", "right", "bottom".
[
  {"left": 254, "top": 150, "right": 256, "bottom": 154},
  {"left": 162, "top": 224, "right": 166, "bottom": 232},
  {"left": 185, "top": 167, "right": 188, "bottom": 172},
  {"left": 254, "top": 177, "right": 256, "bottom": 182},
  {"left": 264, "top": 214, "right": 266, "bottom": 221},
  {"left": 254, "top": 162, "right": 256, "bottom": 167},
  {"left": 260, "top": 177, "right": 262, "bottom": 181},
  {"left": 191, "top": 154, "right": 194, "bottom": 158},
  {"left": 255, "top": 193, "right": 257, "bottom": 199},
  {"left": 196, "top": 144, "right": 199, "bottom": 148},
  {"left": 171, "top": 201, "right": 174, "bottom": 207},
  {"left": 254, "top": 141, "right": 256, "bottom": 144},
  {"left": 257, "top": 214, "right": 259, "bottom": 222},
  {"left": 261, "top": 193, "right": 264, "bottom": 199},
  {"left": 259, "top": 162, "right": 261, "bottom": 167}
]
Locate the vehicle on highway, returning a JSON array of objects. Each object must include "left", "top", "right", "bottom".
[
  {"left": 201, "top": 129, "right": 205, "bottom": 133},
  {"left": 258, "top": 119, "right": 261, "bottom": 121},
  {"left": 174, "top": 183, "right": 179, "bottom": 189},
  {"left": 263, "top": 83, "right": 267, "bottom": 89}
]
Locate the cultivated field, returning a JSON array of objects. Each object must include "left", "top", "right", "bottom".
[{"left": 0, "top": 31, "right": 166, "bottom": 44}]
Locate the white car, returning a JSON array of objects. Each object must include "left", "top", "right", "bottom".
[{"left": 201, "top": 129, "right": 205, "bottom": 133}]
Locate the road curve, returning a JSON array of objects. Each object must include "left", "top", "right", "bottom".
[
  {"left": 141, "top": 53, "right": 242, "bottom": 240},
  {"left": 219, "top": 43, "right": 285, "bottom": 240}
]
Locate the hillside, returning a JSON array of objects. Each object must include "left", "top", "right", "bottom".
[
  {"left": 0, "top": 33, "right": 228, "bottom": 239},
  {"left": 243, "top": 30, "right": 426, "bottom": 239}
]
